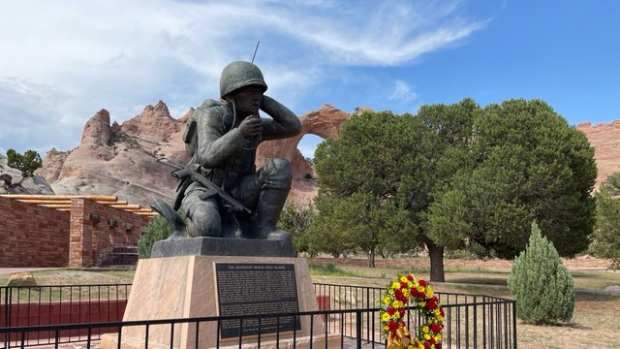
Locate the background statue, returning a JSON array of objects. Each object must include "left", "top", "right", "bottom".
[{"left": 153, "top": 61, "right": 302, "bottom": 245}]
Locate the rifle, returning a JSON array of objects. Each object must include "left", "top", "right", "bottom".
[{"left": 156, "top": 157, "right": 252, "bottom": 214}]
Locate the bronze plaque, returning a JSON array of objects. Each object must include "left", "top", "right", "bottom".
[{"left": 215, "top": 263, "right": 301, "bottom": 338}]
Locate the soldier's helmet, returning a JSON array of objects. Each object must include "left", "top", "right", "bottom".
[{"left": 219, "top": 61, "right": 268, "bottom": 98}]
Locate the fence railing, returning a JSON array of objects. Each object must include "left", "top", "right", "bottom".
[{"left": 1, "top": 283, "right": 517, "bottom": 349}]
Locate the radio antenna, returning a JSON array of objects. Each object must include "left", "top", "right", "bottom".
[{"left": 251, "top": 40, "right": 260, "bottom": 63}]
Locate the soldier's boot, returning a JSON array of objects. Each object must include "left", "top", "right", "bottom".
[{"left": 253, "top": 187, "right": 292, "bottom": 242}]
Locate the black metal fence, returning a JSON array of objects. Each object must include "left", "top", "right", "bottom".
[{"left": 1, "top": 283, "right": 516, "bottom": 348}]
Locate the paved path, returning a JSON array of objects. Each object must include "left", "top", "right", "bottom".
[{"left": 0, "top": 267, "right": 51, "bottom": 276}]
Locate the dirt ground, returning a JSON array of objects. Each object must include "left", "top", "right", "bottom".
[
  {"left": 1, "top": 257, "right": 619, "bottom": 348},
  {"left": 312, "top": 257, "right": 620, "bottom": 349},
  {"left": 311, "top": 255, "right": 615, "bottom": 271}
]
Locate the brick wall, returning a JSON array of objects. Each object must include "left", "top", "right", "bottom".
[
  {"left": 0, "top": 196, "right": 70, "bottom": 267},
  {"left": 69, "top": 199, "right": 152, "bottom": 267},
  {"left": 0, "top": 196, "right": 152, "bottom": 267}
]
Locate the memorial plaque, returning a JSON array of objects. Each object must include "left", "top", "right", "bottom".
[{"left": 215, "top": 263, "right": 301, "bottom": 338}]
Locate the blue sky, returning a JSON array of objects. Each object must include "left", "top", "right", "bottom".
[{"left": 1, "top": 1, "right": 619, "bottom": 159}]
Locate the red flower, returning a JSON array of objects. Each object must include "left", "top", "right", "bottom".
[
  {"left": 400, "top": 281, "right": 408, "bottom": 289},
  {"left": 394, "top": 289, "right": 406, "bottom": 302},
  {"left": 436, "top": 343, "right": 442, "bottom": 349},
  {"left": 425, "top": 297, "right": 437, "bottom": 311},
  {"left": 387, "top": 306, "right": 395, "bottom": 316},
  {"left": 407, "top": 274, "right": 414, "bottom": 281},
  {"left": 440, "top": 308, "right": 445, "bottom": 317},
  {"left": 411, "top": 289, "right": 421, "bottom": 298},
  {"left": 431, "top": 323, "right": 442, "bottom": 334},
  {"left": 419, "top": 279, "right": 427, "bottom": 287},
  {"left": 424, "top": 341, "right": 431, "bottom": 349},
  {"left": 388, "top": 320, "right": 399, "bottom": 333},
  {"left": 399, "top": 309, "right": 405, "bottom": 318}
]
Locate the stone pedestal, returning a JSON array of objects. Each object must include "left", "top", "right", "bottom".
[{"left": 102, "top": 254, "right": 336, "bottom": 349}]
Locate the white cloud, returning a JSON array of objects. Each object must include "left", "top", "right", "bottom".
[
  {"left": 0, "top": 0, "right": 484, "bottom": 153},
  {"left": 389, "top": 80, "right": 418, "bottom": 102}
]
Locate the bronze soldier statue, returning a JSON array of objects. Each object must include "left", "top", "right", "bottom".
[{"left": 169, "top": 61, "right": 301, "bottom": 242}]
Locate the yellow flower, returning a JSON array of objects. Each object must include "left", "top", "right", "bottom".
[
  {"left": 391, "top": 281, "right": 401, "bottom": 290},
  {"left": 402, "top": 288, "right": 410, "bottom": 298},
  {"left": 422, "top": 326, "right": 429, "bottom": 333},
  {"left": 424, "top": 334, "right": 431, "bottom": 340},
  {"left": 383, "top": 296, "right": 392, "bottom": 305},
  {"left": 417, "top": 286, "right": 425, "bottom": 293},
  {"left": 381, "top": 312, "right": 391, "bottom": 321},
  {"left": 436, "top": 334, "right": 442, "bottom": 341},
  {"left": 400, "top": 276, "right": 409, "bottom": 283},
  {"left": 425, "top": 285, "right": 434, "bottom": 298},
  {"left": 431, "top": 345, "right": 435, "bottom": 349},
  {"left": 392, "top": 300, "right": 404, "bottom": 308}
]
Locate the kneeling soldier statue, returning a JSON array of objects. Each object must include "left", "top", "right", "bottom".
[{"left": 154, "top": 61, "right": 301, "bottom": 245}]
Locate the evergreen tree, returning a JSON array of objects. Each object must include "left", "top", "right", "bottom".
[
  {"left": 508, "top": 222, "right": 575, "bottom": 324},
  {"left": 428, "top": 99, "right": 596, "bottom": 258},
  {"left": 592, "top": 175, "right": 620, "bottom": 268},
  {"left": 6, "top": 149, "right": 42, "bottom": 177}
]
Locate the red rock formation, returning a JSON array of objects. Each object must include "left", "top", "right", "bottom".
[
  {"left": 80, "top": 109, "right": 112, "bottom": 147},
  {"left": 121, "top": 101, "right": 180, "bottom": 142},
  {"left": 577, "top": 121, "right": 620, "bottom": 187},
  {"left": 38, "top": 102, "right": 349, "bottom": 208},
  {"left": 257, "top": 105, "right": 349, "bottom": 206}
]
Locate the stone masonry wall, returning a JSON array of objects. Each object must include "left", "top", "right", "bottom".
[
  {"left": 0, "top": 196, "right": 70, "bottom": 267},
  {"left": 69, "top": 198, "right": 152, "bottom": 267}
]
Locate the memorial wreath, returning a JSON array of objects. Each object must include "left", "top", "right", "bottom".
[{"left": 380, "top": 273, "right": 444, "bottom": 349}]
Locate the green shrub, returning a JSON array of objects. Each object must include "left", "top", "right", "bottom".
[
  {"left": 138, "top": 216, "right": 171, "bottom": 258},
  {"left": 508, "top": 222, "right": 575, "bottom": 324}
]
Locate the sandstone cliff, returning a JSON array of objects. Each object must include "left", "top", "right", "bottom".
[
  {"left": 577, "top": 121, "right": 620, "bottom": 187},
  {"left": 37, "top": 102, "right": 349, "bottom": 208}
]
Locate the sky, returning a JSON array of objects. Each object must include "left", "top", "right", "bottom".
[{"left": 1, "top": 0, "right": 619, "bottom": 159}]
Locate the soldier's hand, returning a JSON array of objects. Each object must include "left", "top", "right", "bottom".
[{"left": 239, "top": 115, "right": 262, "bottom": 138}]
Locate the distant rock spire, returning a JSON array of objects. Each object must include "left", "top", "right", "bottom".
[{"left": 80, "top": 109, "right": 112, "bottom": 147}]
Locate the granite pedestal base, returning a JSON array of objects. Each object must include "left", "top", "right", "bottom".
[
  {"left": 102, "top": 255, "right": 326, "bottom": 349},
  {"left": 151, "top": 237, "right": 296, "bottom": 258}
]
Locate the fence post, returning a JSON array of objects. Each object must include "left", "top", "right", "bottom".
[
  {"left": 512, "top": 301, "right": 517, "bottom": 349},
  {"left": 356, "top": 310, "right": 362, "bottom": 349},
  {"left": 3, "top": 288, "right": 8, "bottom": 349}
]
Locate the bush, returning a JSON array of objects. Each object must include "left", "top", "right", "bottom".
[
  {"left": 279, "top": 204, "right": 318, "bottom": 256},
  {"left": 508, "top": 222, "right": 575, "bottom": 324},
  {"left": 138, "top": 216, "right": 171, "bottom": 258}
]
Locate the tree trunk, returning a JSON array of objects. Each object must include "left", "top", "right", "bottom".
[
  {"left": 426, "top": 240, "right": 445, "bottom": 282},
  {"left": 368, "top": 248, "right": 376, "bottom": 268}
]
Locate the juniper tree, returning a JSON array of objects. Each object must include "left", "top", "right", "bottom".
[{"left": 508, "top": 222, "right": 575, "bottom": 324}]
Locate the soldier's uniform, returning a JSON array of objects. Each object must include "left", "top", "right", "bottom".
[{"left": 176, "top": 61, "right": 301, "bottom": 240}]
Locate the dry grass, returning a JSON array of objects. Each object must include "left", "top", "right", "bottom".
[
  {"left": 2, "top": 259, "right": 619, "bottom": 348},
  {"left": 312, "top": 258, "right": 620, "bottom": 349}
]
